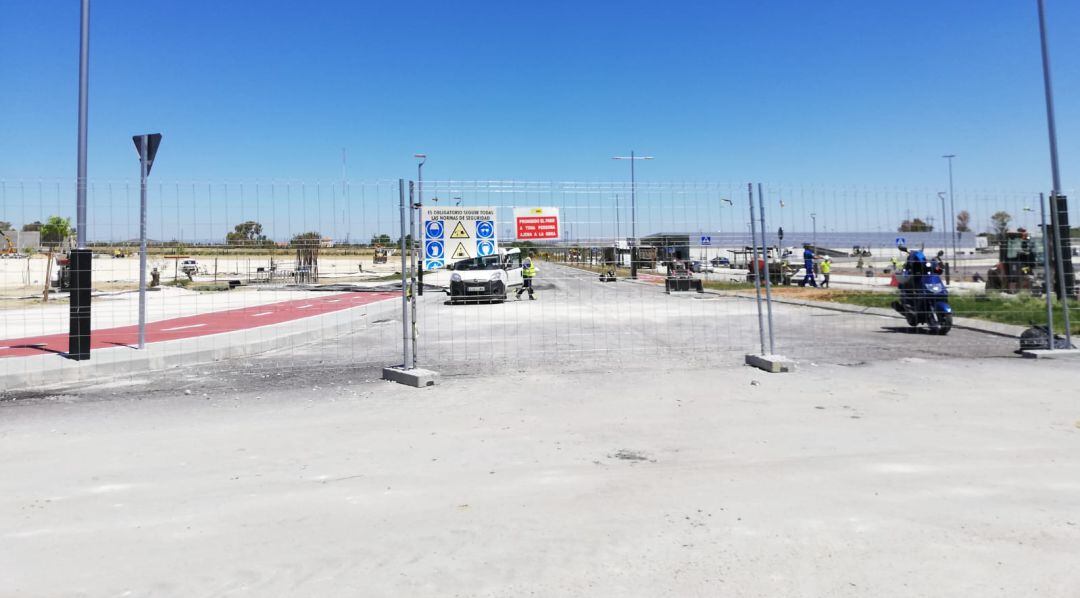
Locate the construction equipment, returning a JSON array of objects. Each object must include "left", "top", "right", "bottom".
[
  {"left": 985, "top": 230, "right": 1044, "bottom": 294},
  {"left": 2, "top": 233, "right": 16, "bottom": 256},
  {"left": 373, "top": 245, "right": 389, "bottom": 264},
  {"left": 665, "top": 260, "right": 704, "bottom": 293}
]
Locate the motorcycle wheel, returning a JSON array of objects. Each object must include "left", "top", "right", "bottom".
[
  {"left": 926, "top": 309, "right": 951, "bottom": 335},
  {"left": 935, "top": 312, "right": 952, "bottom": 336}
]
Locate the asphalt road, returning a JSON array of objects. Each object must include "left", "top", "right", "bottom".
[
  {"left": 0, "top": 262, "right": 1019, "bottom": 402},
  {"left": 409, "top": 263, "right": 1018, "bottom": 370},
  {"left": 0, "top": 291, "right": 397, "bottom": 358}
]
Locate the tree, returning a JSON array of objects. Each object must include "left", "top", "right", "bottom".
[
  {"left": 898, "top": 218, "right": 933, "bottom": 233},
  {"left": 226, "top": 220, "right": 267, "bottom": 246},
  {"left": 22, "top": 221, "right": 43, "bottom": 232},
  {"left": 0, "top": 220, "right": 12, "bottom": 231},
  {"left": 370, "top": 233, "right": 392, "bottom": 246},
  {"left": 39, "top": 216, "right": 72, "bottom": 302},
  {"left": 990, "top": 211, "right": 1012, "bottom": 241},
  {"left": 956, "top": 210, "right": 971, "bottom": 233},
  {"left": 290, "top": 231, "right": 322, "bottom": 247}
]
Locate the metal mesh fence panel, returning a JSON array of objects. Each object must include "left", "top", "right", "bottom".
[
  {"left": 1, "top": 179, "right": 407, "bottom": 390},
  {"left": 2, "top": 178, "right": 1076, "bottom": 390}
]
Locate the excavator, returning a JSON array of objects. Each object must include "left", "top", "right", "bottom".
[{"left": 2, "top": 234, "right": 16, "bottom": 256}]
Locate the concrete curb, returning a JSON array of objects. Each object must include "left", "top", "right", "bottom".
[{"left": 0, "top": 297, "right": 401, "bottom": 392}]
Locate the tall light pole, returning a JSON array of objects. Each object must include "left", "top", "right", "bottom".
[
  {"left": 938, "top": 192, "right": 949, "bottom": 262},
  {"left": 1037, "top": 0, "right": 1075, "bottom": 303},
  {"left": 69, "top": 0, "right": 92, "bottom": 360},
  {"left": 942, "top": 154, "right": 958, "bottom": 269},
  {"left": 810, "top": 213, "right": 817, "bottom": 253},
  {"left": 613, "top": 151, "right": 653, "bottom": 279},
  {"left": 614, "top": 194, "right": 620, "bottom": 245},
  {"left": 414, "top": 154, "right": 426, "bottom": 295}
]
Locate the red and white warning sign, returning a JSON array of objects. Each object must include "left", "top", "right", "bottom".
[{"left": 513, "top": 207, "right": 561, "bottom": 240}]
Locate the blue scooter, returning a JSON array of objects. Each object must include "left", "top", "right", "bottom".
[{"left": 891, "top": 246, "right": 953, "bottom": 335}]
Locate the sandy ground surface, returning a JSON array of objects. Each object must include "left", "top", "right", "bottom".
[
  {"left": 0, "top": 254, "right": 397, "bottom": 290},
  {"left": 1, "top": 356, "right": 1078, "bottom": 597}
]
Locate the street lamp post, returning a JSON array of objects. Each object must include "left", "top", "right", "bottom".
[
  {"left": 69, "top": 0, "right": 92, "bottom": 360},
  {"left": 613, "top": 151, "right": 653, "bottom": 279},
  {"left": 943, "top": 154, "right": 958, "bottom": 271},
  {"left": 810, "top": 213, "right": 817, "bottom": 253},
  {"left": 1037, "top": 0, "right": 1075, "bottom": 307},
  {"left": 414, "top": 154, "right": 426, "bottom": 295}
]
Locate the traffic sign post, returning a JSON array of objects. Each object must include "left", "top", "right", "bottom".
[
  {"left": 421, "top": 207, "right": 498, "bottom": 269},
  {"left": 132, "top": 133, "right": 162, "bottom": 349},
  {"left": 700, "top": 235, "right": 711, "bottom": 246}
]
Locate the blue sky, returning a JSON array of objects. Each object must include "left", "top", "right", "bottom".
[
  {"left": 0, "top": 2, "right": 1077, "bottom": 242},
  {"left": 1, "top": 0, "right": 1077, "bottom": 190}
]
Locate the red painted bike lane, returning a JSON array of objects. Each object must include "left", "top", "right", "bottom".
[{"left": 0, "top": 292, "right": 397, "bottom": 358}]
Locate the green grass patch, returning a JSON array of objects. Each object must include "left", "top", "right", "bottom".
[
  {"left": 831, "top": 291, "right": 1080, "bottom": 334},
  {"left": 702, "top": 280, "right": 757, "bottom": 292}
]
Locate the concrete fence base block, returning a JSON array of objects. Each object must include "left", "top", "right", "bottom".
[
  {"left": 1020, "top": 348, "right": 1080, "bottom": 359},
  {"left": 382, "top": 366, "right": 439, "bottom": 388},
  {"left": 745, "top": 354, "right": 795, "bottom": 373}
]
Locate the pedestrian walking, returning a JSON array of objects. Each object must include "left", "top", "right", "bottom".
[
  {"left": 820, "top": 257, "right": 832, "bottom": 288},
  {"left": 799, "top": 243, "right": 818, "bottom": 288},
  {"left": 516, "top": 256, "right": 537, "bottom": 300}
]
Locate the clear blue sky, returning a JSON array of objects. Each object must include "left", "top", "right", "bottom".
[{"left": 1, "top": 0, "right": 1076, "bottom": 190}]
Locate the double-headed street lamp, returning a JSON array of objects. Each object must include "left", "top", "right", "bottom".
[{"left": 612, "top": 151, "right": 653, "bottom": 279}]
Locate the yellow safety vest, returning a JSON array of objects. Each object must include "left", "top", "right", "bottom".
[
  {"left": 821, "top": 261, "right": 831, "bottom": 274},
  {"left": 523, "top": 264, "right": 537, "bottom": 278}
]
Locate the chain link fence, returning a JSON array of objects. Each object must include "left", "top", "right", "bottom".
[{"left": 1, "top": 178, "right": 1076, "bottom": 390}]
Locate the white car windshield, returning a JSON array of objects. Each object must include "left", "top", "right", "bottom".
[{"left": 450, "top": 256, "right": 501, "bottom": 271}]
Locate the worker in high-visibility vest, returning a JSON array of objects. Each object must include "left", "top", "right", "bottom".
[
  {"left": 820, "top": 257, "right": 832, "bottom": 288},
  {"left": 516, "top": 257, "right": 537, "bottom": 300}
]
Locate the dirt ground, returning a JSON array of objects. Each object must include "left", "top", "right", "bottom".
[{"left": 2, "top": 356, "right": 1078, "bottom": 597}]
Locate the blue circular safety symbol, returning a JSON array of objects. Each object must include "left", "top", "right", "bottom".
[
  {"left": 476, "top": 220, "right": 495, "bottom": 239},
  {"left": 425, "top": 220, "right": 444, "bottom": 239},
  {"left": 425, "top": 240, "right": 444, "bottom": 259},
  {"left": 477, "top": 240, "right": 495, "bottom": 256},
  {"left": 425, "top": 259, "right": 444, "bottom": 270}
]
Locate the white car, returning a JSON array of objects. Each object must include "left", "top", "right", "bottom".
[
  {"left": 180, "top": 259, "right": 199, "bottom": 276},
  {"left": 427, "top": 248, "right": 524, "bottom": 303}
]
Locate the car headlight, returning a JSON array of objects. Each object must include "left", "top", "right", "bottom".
[
  {"left": 489, "top": 272, "right": 501, "bottom": 282},
  {"left": 450, "top": 273, "right": 461, "bottom": 282},
  {"left": 926, "top": 282, "right": 944, "bottom": 294}
]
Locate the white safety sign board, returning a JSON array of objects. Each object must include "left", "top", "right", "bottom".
[
  {"left": 422, "top": 207, "right": 498, "bottom": 270},
  {"left": 513, "top": 207, "right": 561, "bottom": 240}
]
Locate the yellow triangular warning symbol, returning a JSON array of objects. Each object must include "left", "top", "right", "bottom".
[
  {"left": 449, "top": 221, "right": 470, "bottom": 239},
  {"left": 451, "top": 242, "right": 471, "bottom": 260}
]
